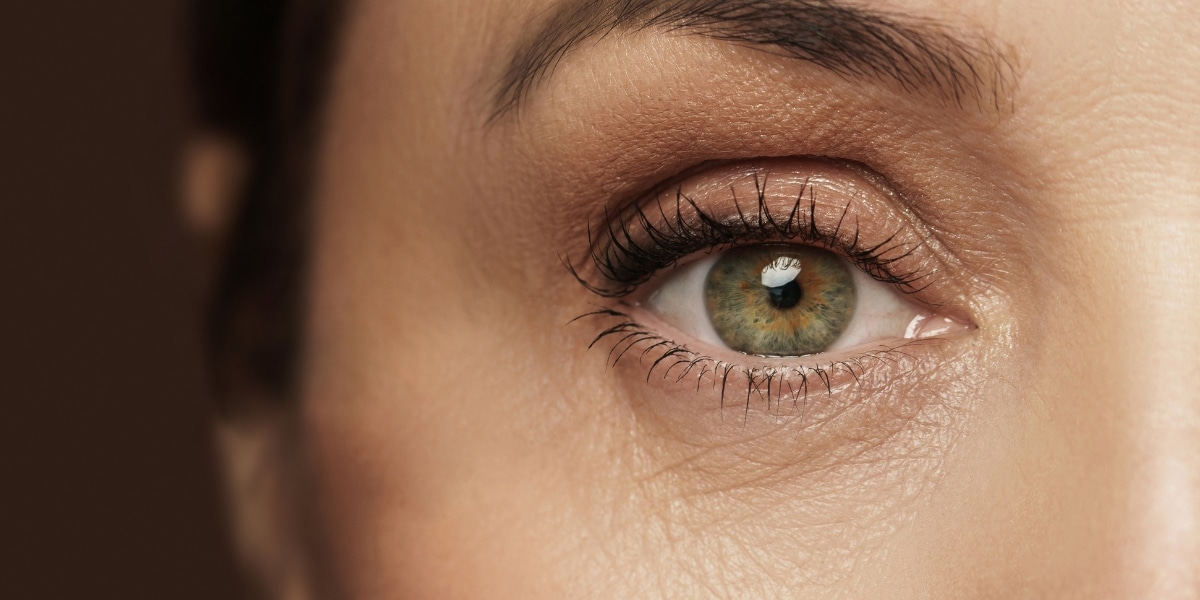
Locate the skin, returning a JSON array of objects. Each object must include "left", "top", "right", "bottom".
[{"left": 199, "top": 0, "right": 1200, "bottom": 597}]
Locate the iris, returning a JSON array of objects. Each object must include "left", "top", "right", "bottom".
[{"left": 704, "top": 245, "right": 856, "bottom": 356}]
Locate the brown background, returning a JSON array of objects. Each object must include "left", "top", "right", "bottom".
[{"left": 4, "top": 1, "right": 245, "bottom": 597}]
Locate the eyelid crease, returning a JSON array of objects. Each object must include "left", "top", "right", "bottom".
[{"left": 568, "top": 160, "right": 942, "bottom": 305}]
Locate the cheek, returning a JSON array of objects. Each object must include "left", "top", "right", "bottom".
[
  {"left": 300, "top": 115, "right": 1008, "bottom": 595},
  {"left": 301, "top": 173, "right": 669, "bottom": 595}
]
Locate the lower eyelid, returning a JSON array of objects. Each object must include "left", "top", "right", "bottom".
[
  {"left": 621, "top": 300, "right": 931, "bottom": 370},
  {"left": 573, "top": 304, "right": 957, "bottom": 419}
]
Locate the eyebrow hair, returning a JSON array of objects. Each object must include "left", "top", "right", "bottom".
[{"left": 492, "top": 0, "right": 1015, "bottom": 119}]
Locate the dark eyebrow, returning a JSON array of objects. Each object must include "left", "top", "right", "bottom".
[{"left": 491, "top": 0, "right": 1015, "bottom": 120}]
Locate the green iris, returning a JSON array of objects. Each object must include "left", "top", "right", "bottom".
[{"left": 704, "top": 245, "right": 856, "bottom": 356}]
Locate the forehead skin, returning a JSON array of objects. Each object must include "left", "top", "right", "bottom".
[{"left": 295, "top": 0, "right": 1200, "bottom": 597}]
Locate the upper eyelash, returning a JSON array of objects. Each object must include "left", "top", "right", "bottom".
[{"left": 567, "top": 173, "right": 934, "bottom": 298}]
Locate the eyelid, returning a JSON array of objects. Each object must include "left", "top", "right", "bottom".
[
  {"left": 573, "top": 157, "right": 963, "bottom": 314},
  {"left": 574, "top": 303, "right": 954, "bottom": 419}
]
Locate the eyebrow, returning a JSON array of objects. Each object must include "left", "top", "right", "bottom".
[{"left": 491, "top": 0, "right": 1015, "bottom": 119}]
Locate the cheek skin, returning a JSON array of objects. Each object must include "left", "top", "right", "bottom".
[
  {"left": 302, "top": 252, "right": 631, "bottom": 597},
  {"left": 299, "top": 13, "right": 672, "bottom": 587},
  {"left": 601, "top": 335, "right": 993, "bottom": 583}
]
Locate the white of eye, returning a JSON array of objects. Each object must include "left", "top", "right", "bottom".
[{"left": 644, "top": 249, "right": 930, "bottom": 355}]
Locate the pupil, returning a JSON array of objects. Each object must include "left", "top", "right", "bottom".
[{"left": 766, "top": 279, "right": 802, "bottom": 309}]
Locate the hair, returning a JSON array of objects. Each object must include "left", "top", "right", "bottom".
[{"left": 188, "top": 0, "right": 344, "bottom": 412}]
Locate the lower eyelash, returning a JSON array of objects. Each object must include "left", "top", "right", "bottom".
[{"left": 571, "top": 306, "right": 925, "bottom": 420}]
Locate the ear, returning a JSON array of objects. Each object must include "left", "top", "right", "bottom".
[
  {"left": 215, "top": 407, "right": 323, "bottom": 599},
  {"left": 190, "top": 133, "right": 329, "bottom": 597},
  {"left": 181, "top": 132, "right": 249, "bottom": 237}
]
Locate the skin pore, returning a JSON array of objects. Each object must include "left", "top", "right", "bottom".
[{"left": 207, "top": 0, "right": 1200, "bottom": 597}]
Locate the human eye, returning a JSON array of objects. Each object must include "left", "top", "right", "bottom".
[
  {"left": 648, "top": 243, "right": 928, "bottom": 357},
  {"left": 569, "top": 157, "right": 973, "bottom": 415}
]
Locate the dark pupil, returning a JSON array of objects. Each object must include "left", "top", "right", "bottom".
[{"left": 765, "top": 279, "right": 802, "bottom": 309}]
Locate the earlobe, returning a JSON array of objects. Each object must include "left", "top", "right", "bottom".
[
  {"left": 215, "top": 409, "right": 321, "bottom": 599},
  {"left": 181, "top": 132, "right": 249, "bottom": 237}
]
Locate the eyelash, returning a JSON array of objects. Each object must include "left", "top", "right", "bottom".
[
  {"left": 566, "top": 172, "right": 941, "bottom": 413},
  {"left": 570, "top": 306, "right": 927, "bottom": 418},
  {"left": 568, "top": 174, "right": 932, "bottom": 299}
]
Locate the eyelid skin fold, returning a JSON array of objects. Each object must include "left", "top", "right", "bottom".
[{"left": 573, "top": 157, "right": 963, "bottom": 312}]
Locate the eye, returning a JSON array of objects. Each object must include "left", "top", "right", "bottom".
[
  {"left": 644, "top": 243, "right": 939, "bottom": 358},
  {"left": 568, "top": 158, "right": 975, "bottom": 410}
]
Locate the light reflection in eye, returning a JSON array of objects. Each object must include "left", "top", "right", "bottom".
[
  {"left": 760, "top": 256, "right": 802, "bottom": 287},
  {"left": 647, "top": 243, "right": 929, "bottom": 358}
]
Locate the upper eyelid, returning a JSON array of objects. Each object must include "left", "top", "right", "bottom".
[{"left": 570, "top": 162, "right": 939, "bottom": 300}]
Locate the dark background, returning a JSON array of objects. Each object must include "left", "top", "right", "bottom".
[{"left": 4, "top": 1, "right": 245, "bottom": 597}]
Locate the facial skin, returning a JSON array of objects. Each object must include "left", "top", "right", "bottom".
[{"left": 208, "top": 0, "right": 1200, "bottom": 597}]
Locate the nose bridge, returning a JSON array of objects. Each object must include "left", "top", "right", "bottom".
[
  {"left": 1110, "top": 194, "right": 1200, "bottom": 391},
  {"left": 1045, "top": 176, "right": 1200, "bottom": 594},
  {"left": 1109, "top": 195, "right": 1200, "bottom": 593},
  {"left": 1066, "top": 4, "right": 1200, "bottom": 567},
  {"left": 953, "top": 1, "right": 1200, "bottom": 592}
]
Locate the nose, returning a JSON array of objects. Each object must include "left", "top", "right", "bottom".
[
  {"left": 903, "top": 188, "right": 1200, "bottom": 597},
  {"left": 1017, "top": 192, "right": 1200, "bottom": 596},
  {"left": 1096, "top": 209, "right": 1200, "bottom": 596}
]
